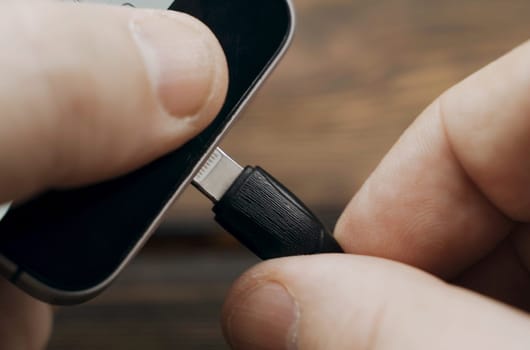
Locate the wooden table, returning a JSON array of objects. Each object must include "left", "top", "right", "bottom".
[{"left": 49, "top": 0, "right": 530, "bottom": 348}]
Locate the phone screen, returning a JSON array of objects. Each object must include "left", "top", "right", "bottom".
[{"left": 0, "top": 0, "right": 292, "bottom": 293}]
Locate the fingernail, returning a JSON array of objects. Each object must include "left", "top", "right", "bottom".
[
  {"left": 225, "top": 283, "right": 299, "bottom": 350},
  {"left": 130, "top": 11, "right": 221, "bottom": 118}
]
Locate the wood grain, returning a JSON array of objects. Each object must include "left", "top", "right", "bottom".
[
  {"left": 49, "top": 0, "right": 530, "bottom": 349},
  {"left": 165, "top": 0, "right": 530, "bottom": 234}
]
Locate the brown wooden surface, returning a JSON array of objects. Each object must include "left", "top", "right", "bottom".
[{"left": 49, "top": 0, "right": 530, "bottom": 349}]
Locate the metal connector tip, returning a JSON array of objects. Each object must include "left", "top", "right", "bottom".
[{"left": 192, "top": 148, "right": 243, "bottom": 202}]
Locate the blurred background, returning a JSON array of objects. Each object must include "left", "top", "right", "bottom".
[{"left": 49, "top": 0, "right": 530, "bottom": 349}]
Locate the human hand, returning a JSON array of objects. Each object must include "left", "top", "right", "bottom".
[
  {"left": 221, "top": 40, "right": 530, "bottom": 349},
  {"left": 0, "top": 1, "right": 227, "bottom": 349}
]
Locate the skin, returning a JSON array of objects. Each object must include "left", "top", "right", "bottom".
[
  {"left": 0, "top": 1, "right": 228, "bottom": 349},
  {"left": 221, "top": 38, "right": 530, "bottom": 350},
  {"left": 2, "top": 1, "right": 530, "bottom": 349}
]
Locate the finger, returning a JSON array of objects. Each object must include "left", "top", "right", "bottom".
[
  {"left": 222, "top": 255, "right": 530, "bottom": 350},
  {"left": 335, "top": 40, "right": 530, "bottom": 277},
  {"left": 0, "top": 1, "right": 228, "bottom": 202},
  {"left": 513, "top": 224, "right": 530, "bottom": 273},
  {"left": 454, "top": 228, "right": 530, "bottom": 311},
  {"left": 0, "top": 278, "right": 52, "bottom": 350}
]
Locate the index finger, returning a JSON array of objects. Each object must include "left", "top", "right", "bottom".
[{"left": 335, "top": 40, "right": 530, "bottom": 277}]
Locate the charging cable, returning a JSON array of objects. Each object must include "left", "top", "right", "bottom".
[{"left": 192, "top": 148, "right": 343, "bottom": 259}]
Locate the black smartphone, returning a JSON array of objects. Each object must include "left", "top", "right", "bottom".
[{"left": 0, "top": 0, "right": 294, "bottom": 304}]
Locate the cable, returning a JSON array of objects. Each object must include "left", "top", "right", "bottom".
[{"left": 193, "top": 148, "right": 343, "bottom": 259}]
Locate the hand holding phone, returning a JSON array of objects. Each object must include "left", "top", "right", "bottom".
[
  {"left": 0, "top": 0, "right": 296, "bottom": 304},
  {"left": 0, "top": 0, "right": 237, "bottom": 347}
]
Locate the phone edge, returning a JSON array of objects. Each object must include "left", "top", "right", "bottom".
[{"left": 8, "top": 0, "right": 296, "bottom": 305}]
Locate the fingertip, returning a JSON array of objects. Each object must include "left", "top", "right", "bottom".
[
  {"left": 0, "top": 2, "right": 229, "bottom": 199},
  {"left": 223, "top": 255, "right": 530, "bottom": 350},
  {"left": 222, "top": 281, "right": 298, "bottom": 350},
  {"left": 131, "top": 9, "right": 228, "bottom": 125},
  {"left": 128, "top": 8, "right": 229, "bottom": 164},
  {"left": 222, "top": 260, "right": 281, "bottom": 324},
  {"left": 222, "top": 255, "right": 399, "bottom": 350}
]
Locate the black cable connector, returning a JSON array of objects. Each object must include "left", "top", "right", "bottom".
[{"left": 193, "top": 148, "right": 343, "bottom": 260}]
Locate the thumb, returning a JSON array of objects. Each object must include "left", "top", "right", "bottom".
[
  {"left": 222, "top": 255, "right": 530, "bottom": 350},
  {"left": 0, "top": 1, "right": 227, "bottom": 202}
]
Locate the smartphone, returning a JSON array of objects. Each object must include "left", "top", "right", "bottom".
[{"left": 0, "top": 0, "right": 294, "bottom": 304}]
